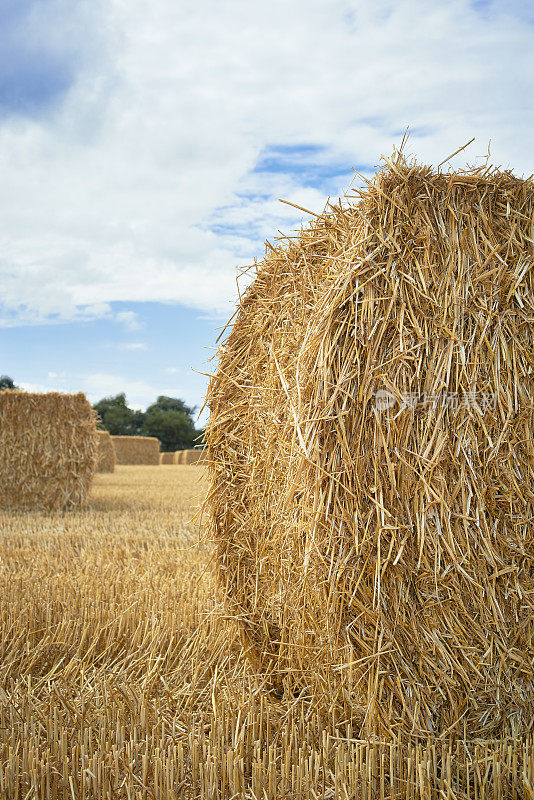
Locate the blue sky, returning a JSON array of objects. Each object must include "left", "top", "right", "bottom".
[
  {"left": 1, "top": 302, "right": 216, "bottom": 422},
  {"left": 0, "top": 0, "right": 100, "bottom": 117},
  {"left": 0, "top": 0, "right": 533, "bottom": 419}
]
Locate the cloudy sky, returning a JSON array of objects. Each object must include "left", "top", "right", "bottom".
[{"left": 1, "top": 0, "right": 532, "bottom": 420}]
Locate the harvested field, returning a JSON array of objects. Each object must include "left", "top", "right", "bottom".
[
  {"left": 0, "top": 465, "right": 531, "bottom": 799},
  {"left": 112, "top": 435, "right": 160, "bottom": 465},
  {"left": 95, "top": 430, "right": 116, "bottom": 473},
  {"left": 159, "top": 451, "right": 174, "bottom": 464},
  {"left": 0, "top": 390, "right": 97, "bottom": 511},
  {"left": 206, "top": 156, "right": 534, "bottom": 739}
]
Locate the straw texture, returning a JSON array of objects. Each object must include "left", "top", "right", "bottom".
[
  {"left": 173, "top": 451, "right": 185, "bottom": 464},
  {"left": 112, "top": 436, "right": 160, "bottom": 465},
  {"left": 160, "top": 452, "right": 175, "bottom": 464},
  {"left": 96, "top": 430, "right": 116, "bottom": 473},
  {"left": 0, "top": 391, "right": 97, "bottom": 511},
  {"left": 206, "top": 155, "right": 534, "bottom": 739}
]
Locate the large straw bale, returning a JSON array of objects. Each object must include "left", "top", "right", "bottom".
[
  {"left": 0, "top": 391, "right": 97, "bottom": 511},
  {"left": 160, "top": 452, "right": 174, "bottom": 464},
  {"left": 206, "top": 156, "right": 534, "bottom": 739},
  {"left": 96, "top": 430, "right": 116, "bottom": 473},
  {"left": 111, "top": 436, "right": 160, "bottom": 465},
  {"left": 173, "top": 451, "right": 184, "bottom": 464}
]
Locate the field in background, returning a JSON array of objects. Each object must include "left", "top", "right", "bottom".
[{"left": 0, "top": 467, "right": 532, "bottom": 799}]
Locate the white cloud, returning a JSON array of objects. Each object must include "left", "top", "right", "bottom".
[
  {"left": 120, "top": 342, "right": 147, "bottom": 351},
  {"left": 81, "top": 373, "right": 157, "bottom": 408},
  {"left": 19, "top": 382, "right": 55, "bottom": 394},
  {"left": 0, "top": 0, "right": 533, "bottom": 325},
  {"left": 102, "top": 338, "right": 147, "bottom": 350},
  {"left": 0, "top": 302, "right": 112, "bottom": 328},
  {"left": 81, "top": 371, "right": 198, "bottom": 410},
  {"left": 116, "top": 310, "right": 142, "bottom": 331}
]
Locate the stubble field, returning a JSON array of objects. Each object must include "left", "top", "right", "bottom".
[{"left": 0, "top": 466, "right": 531, "bottom": 799}]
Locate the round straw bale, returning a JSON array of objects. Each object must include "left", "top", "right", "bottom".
[
  {"left": 160, "top": 452, "right": 174, "bottom": 464},
  {"left": 206, "top": 157, "right": 534, "bottom": 738},
  {"left": 173, "top": 451, "right": 184, "bottom": 464},
  {"left": 0, "top": 391, "right": 97, "bottom": 511},
  {"left": 96, "top": 430, "right": 116, "bottom": 473},
  {"left": 111, "top": 436, "right": 160, "bottom": 465}
]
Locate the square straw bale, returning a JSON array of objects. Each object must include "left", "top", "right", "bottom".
[
  {"left": 96, "top": 430, "right": 116, "bottom": 473},
  {"left": 111, "top": 436, "right": 160, "bottom": 465},
  {"left": 0, "top": 391, "right": 97, "bottom": 511},
  {"left": 183, "top": 449, "right": 205, "bottom": 465}
]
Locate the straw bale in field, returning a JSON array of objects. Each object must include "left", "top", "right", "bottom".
[
  {"left": 173, "top": 451, "right": 184, "bottom": 464},
  {"left": 0, "top": 391, "right": 97, "bottom": 511},
  {"left": 111, "top": 436, "right": 160, "bottom": 465},
  {"left": 182, "top": 449, "right": 205, "bottom": 465},
  {"left": 160, "top": 452, "right": 174, "bottom": 464},
  {"left": 96, "top": 430, "right": 116, "bottom": 473},
  {"left": 206, "top": 155, "right": 534, "bottom": 739}
]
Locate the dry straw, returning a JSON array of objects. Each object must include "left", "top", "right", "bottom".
[
  {"left": 206, "top": 154, "right": 534, "bottom": 739},
  {"left": 160, "top": 452, "right": 175, "bottom": 464},
  {"left": 112, "top": 435, "right": 160, "bottom": 465},
  {"left": 96, "top": 430, "right": 116, "bottom": 473},
  {"left": 182, "top": 449, "right": 205, "bottom": 465},
  {"left": 173, "top": 451, "right": 185, "bottom": 464},
  {"left": 0, "top": 391, "right": 97, "bottom": 511}
]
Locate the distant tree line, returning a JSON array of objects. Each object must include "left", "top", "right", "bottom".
[
  {"left": 0, "top": 375, "right": 17, "bottom": 390},
  {"left": 0, "top": 377, "right": 204, "bottom": 452},
  {"left": 94, "top": 394, "right": 204, "bottom": 452}
]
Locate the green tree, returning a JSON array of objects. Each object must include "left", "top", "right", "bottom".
[
  {"left": 0, "top": 375, "right": 17, "bottom": 390},
  {"left": 142, "top": 395, "right": 197, "bottom": 451},
  {"left": 93, "top": 394, "right": 144, "bottom": 435},
  {"left": 147, "top": 395, "right": 195, "bottom": 417}
]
